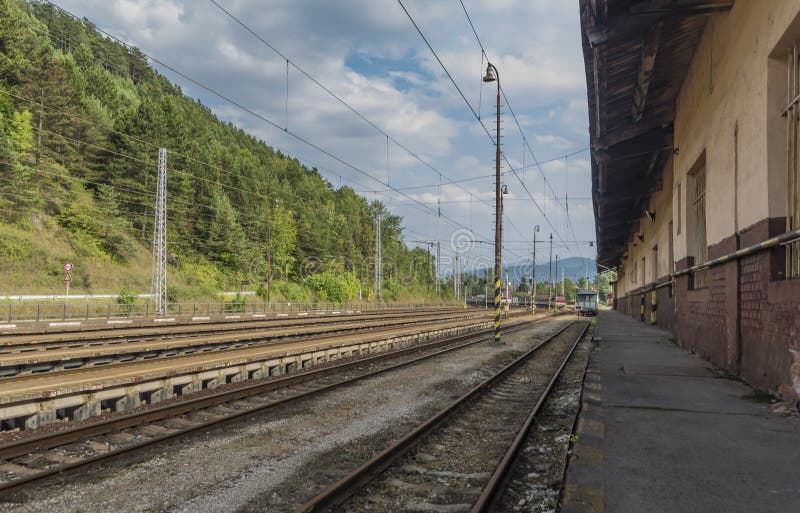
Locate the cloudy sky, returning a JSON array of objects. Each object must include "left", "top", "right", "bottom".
[{"left": 56, "top": 0, "right": 594, "bottom": 274}]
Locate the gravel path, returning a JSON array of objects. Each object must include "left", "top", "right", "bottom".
[{"left": 0, "top": 318, "right": 570, "bottom": 513}]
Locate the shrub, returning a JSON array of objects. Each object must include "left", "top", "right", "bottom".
[
  {"left": 117, "top": 287, "right": 136, "bottom": 313},
  {"left": 224, "top": 292, "right": 246, "bottom": 312},
  {"left": 276, "top": 282, "right": 309, "bottom": 302},
  {"left": 304, "top": 271, "right": 360, "bottom": 303}
]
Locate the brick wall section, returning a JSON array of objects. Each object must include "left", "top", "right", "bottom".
[
  {"left": 614, "top": 219, "right": 800, "bottom": 400},
  {"left": 739, "top": 252, "right": 765, "bottom": 385},
  {"left": 656, "top": 285, "right": 676, "bottom": 333}
]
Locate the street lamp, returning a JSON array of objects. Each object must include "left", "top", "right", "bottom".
[{"left": 484, "top": 62, "right": 502, "bottom": 343}]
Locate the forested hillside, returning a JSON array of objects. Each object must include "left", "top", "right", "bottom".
[{"left": 0, "top": 0, "right": 436, "bottom": 302}]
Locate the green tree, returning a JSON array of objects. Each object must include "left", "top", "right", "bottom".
[
  {"left": 207, "top": 189, "right": 247, "bottom": 269},
  {"left": 269, "top": 204, "right": 297, "bottom": 280}
]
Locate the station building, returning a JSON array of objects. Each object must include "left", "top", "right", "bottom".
[{"left": 580, "top": 0, "right": 800, "bottom": 400}]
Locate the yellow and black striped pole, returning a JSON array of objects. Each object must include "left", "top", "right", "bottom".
[
  {"left": 640, "top": 294, "right": 645, "bottom": 322},
  {"left": 494, "top": 278, "right": 502, "bottom": 342},
  {"left": 484, "top": 61, "right": 503, "bottom": 344},
  {"left": 651, "top": 290, "right": 658, "bottom": 324}
]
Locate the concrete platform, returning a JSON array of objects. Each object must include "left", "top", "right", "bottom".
[
  {"left": 563, "top": 311, "right": 800, "bottom": 513},
  {"left": 0, "top": 318, "right": 494, "bottom": 430},
  {"left": 0, "top": 311, "right": 486, "bottom": 376}
]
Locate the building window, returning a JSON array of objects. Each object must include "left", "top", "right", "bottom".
[
  {"left": 785, "top": 41, "right": 800, "bottom": 278},
  {"left": 690, "top": 159, "right": 708, "bottom": 288}
]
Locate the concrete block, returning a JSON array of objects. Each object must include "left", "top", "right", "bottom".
[
  {"left": 37, "top": 407, "right": 57, "bottom": 426},
  {"left": 24, "top": 414, "right": 41, "bottom": 430},
  {"left": 74, "top": 399, "right": 101, "bottom": 421},
  {"left": 147, "top": 387, "right": 171, "bottom": 405}
]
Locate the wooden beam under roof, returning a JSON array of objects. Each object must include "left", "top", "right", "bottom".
[
  {"left": 595, "top": 113, "right": 674, "bottom": 150},
  {"left": 630, "top": 0, "right": 734, "bottom": 15},
  {"left": 586, "top": 0, "right": 732, "bottom": 46},
  {"left": 594, "top": 126, "right": 673, "bottom": 162},
  {"left": 633, "top": 22, "right": 663, "bottom": 121}
]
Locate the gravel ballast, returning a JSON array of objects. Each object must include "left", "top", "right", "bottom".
[{"left": 1, "top": 317, "right": 572, "bottom": 513}]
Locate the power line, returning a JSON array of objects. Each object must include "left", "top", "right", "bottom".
[
  {"left": 44, "top": 1, "right": 490, "bottom": 245},
  {"left": 395, "top": 0, "right": 572, "bottom": 256},
  {"left": 456, "top": 0, "right": 577, "bottom": 240},
  {"left": 353, "top": 146, "right": 589, "bottom": 194},
  {"left": 208, "top": 0, "right": 505, "bottom": 240}
]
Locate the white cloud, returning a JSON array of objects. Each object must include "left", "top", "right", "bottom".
[{"left": 55, "top": 0, "right": 594, "bottom": 265}]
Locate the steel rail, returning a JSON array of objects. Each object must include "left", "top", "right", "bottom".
[
  {"left": 0, "top": 312, "right": 496, "bottom": 381},
  {"left": 470, "top": 321, "right": 592, "bottom": 512},
  {"left": 0, "top": 311, "right": 487, "bottom": 357},
  {"left": 0, "top": 308, "right": 472, "bottom": 348},
  {"left": 0, "top": 314, "right": 558, "bottom": 493},
  {"left": 295, "top": 320, "right": 587, "bottom": 513}
]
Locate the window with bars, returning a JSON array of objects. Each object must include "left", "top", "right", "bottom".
[
  {"left": 785, "top": 41, "right": 800, "bottom": 279},
  {"left": 691, "top": 162, "right": 708, "bottom": 288}
]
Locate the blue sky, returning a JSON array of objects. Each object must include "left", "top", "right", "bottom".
[{"left": 56, "top": 0, "right": 594, "bottom": 274}]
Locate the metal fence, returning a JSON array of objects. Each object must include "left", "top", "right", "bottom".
[{"left": 0, "top": 301, "right": 451, "bottom": 323}]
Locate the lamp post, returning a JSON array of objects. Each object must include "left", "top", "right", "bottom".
[{"left": 483, "top": 62, "right": 502, "bottom": 343}]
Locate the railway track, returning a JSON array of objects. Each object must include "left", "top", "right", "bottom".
[
  {"left": 0, "top": 315, "right": 560, "bottom": 495},
  {"left": 295, "top": 320, "right": 591, "bottom": 513},
  {"left": 0, "top": 310, "right": 490, "bottom": 377},
  {"left": 0, "top": 308, "right": 471, "bottom": 353}
]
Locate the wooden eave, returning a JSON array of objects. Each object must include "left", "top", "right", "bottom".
[{"left": 580, "top": 0, "right": 732, "bottom": 267}]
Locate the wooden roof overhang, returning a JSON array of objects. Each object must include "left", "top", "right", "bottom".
[{"left": 580, "top": 0, "right": 734, "bottom": 267}]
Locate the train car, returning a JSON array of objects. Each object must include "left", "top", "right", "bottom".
[{"left": 577, "top": 290, "right": 598, "bottom": 316}]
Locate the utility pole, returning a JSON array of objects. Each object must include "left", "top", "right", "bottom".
[
  {"left": 36, "top": 89, "right": 43, "bottom": 165},
  {"left": 584, "top": 257, "right": 588, "bottom": 290},
  {"left": 454, "top": 254, "right": 459, "bottom": 298},
  {"left": 374, "top": 214, "right": 382, "bottom": 301},
  {"left": 548, "top": 233, "right": 553, "bottom": 311},
  {"left": 150, "top": 148, "right": 168, "bottom": 315},
  {"left": 532, "top": 234, "right": 537, "bottom": 308},
  {"left": 265, "top": 204, "right": 272, "bottom": 303},
  {"left": 428, "top": 243, "right": 434, "bottom": 293},
  {"left": 436, "top": 241, "right": 441, "bottom": 298},
  {"left": 555, "top": 254, "right": 560, "bottom": 307}
]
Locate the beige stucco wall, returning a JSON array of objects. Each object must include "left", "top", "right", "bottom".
[
  {"left": 618, "top": 158, "right": 674, "bottom": 296},
  {"left": 617, "top": 0, "right": 800, "bottom": 297},
  {"left": 674, "top": 0, "right": 800, "bottom": 254}
]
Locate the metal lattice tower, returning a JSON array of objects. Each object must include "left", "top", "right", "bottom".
[
  {"left": 374, "top": 214, "right": 382, "bottom": 301},
  {"left": 150, "top": 148, "right": 168, "bottom": 315}
]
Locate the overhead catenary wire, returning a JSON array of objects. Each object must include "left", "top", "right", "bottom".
[
  {"left": 43, "top": 1, "right": 492, "bottom": 245},
  {"left": 354, "top": 146, "right": 589, "bottom": 194},
  {"left": 208, "top": 0, "right": 510, "bottom": 239},
  {"left": 395, "top": 0, "right": 573, "bottom": 257},
  {"left": 456, "top": 0, "right": 578, "bottom": 244}
]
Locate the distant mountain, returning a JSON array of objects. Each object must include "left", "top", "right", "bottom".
[{"left": 464, "top": 257, "right": 596, "bottom": 285}]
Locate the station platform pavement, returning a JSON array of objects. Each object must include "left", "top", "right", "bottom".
[{"left": 562, "top": 310, "right": 800, "bottom": 513}]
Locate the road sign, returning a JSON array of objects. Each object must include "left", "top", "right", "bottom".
[
  {"left": 64, "top": 273, "right": 72, "bottom": 282},
  {"left": 64, "top": 261, "right": 73, "bottom": 272}
]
